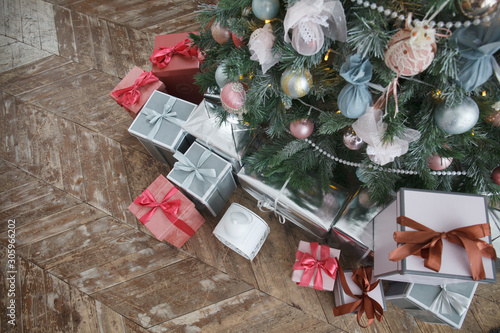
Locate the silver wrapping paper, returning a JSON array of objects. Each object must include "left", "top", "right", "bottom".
[{"left": 237, "top": 167, "right": 352, "bottom": 238}]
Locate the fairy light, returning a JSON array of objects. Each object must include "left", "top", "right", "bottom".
[
  {"left": 324, "top": 49, "right": 331, "bottom": 61},
  {"left": 482, "top": 91, "right": 487, "bottom": 97},
  {"left": 265, "top": 20, "right": 271, "bottom": 24}
]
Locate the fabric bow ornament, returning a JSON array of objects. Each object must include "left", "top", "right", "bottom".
[
  {"left": 338, "top": 54, "right": 373, "bottom": 119},
  {"left": 333, "top": 266, "right": 384, "bottom": 328},
  {"left": 133, "top": 187, "right": 195, "bottom": 236},
  {"left": 142, "top": 97, "right": 184, "bottom": 140},
  {"left": 111, "top": 71, "right": 159, "bottom": 108},
  {"left": 293, "top": 242, "right": 338, "bottom": 290},
  {"left": 150, "top": 39, "right": 200, "bottom": 68},
  {"left": 429, "top": 284, "right": 470, "bottom": 316},
  {"left": 248, "top": 23, "right": 281, "bottom": 74},
  {"left": 389, "top": 216, "right": 497, "bottom": 281},
  {"left": 172, "top": 150, "right": 217, "bottom": 189}
]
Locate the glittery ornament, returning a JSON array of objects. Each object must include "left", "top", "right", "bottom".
[
  {"left": 426, "top": 154, "right": 453, "bottom": 171},
  {"left": 252, "top": 0, "right": 280, "bottom": 20},
  {"left": 458, "top": 0, "right": 499, "bottom": 18},
  {"left": 291, "top": 20, "right": 324, "bottom": 56},
  {"left": 343, "top": 127, "right": 366, "bottom": 150},
  {"left": 215, "top": 63, "right": 231, "bottom": 89},
  {"left": 289, "top": 118, "right": 314, "bottom": 139},
  {"left": 232, "top": 32, "right": 245, "bottom": 49},
  {"left": 492, "top": 166, "right": 500, "bottom": 185},
  {"left": 434, "top": 97, "right": 479, "bottom": 134},
  {"left": 221, "top": 82, "right": 248, "bottom": 115},
  {"left": 211, "top": 22, "right": 231, "bottom": 44},
  {"left": 281, "top": 67, "right": 313, "bottom": 99}
]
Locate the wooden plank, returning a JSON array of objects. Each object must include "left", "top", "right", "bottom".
[
  {"left": 36, "top": 0, "right": 59, "bottom": 54},
  {"left": 71, "top": 10, "right": 96, "bottom": 69},
  {"left": 89, "top": 16, "right": 117, "bottom": 77},
  {"left": 0, "top": 164, "right": 36, "bottom": 193},
  {"left": 54, "top": 5, "right": 77, "bottom": 61},
  {"left": 123, "top": 317, "right": 149, "bottom": 333},
  {"left": 0, "top": 93, "right": 17, "bottom": 163},
  {"left": 4, "top": 0, "right": 22, "bottom": 40},
  {"left": 100, "top": 119, "right": 136, "bottom": 143},
  {"left": 107, "top": 21, "right": 134, "bottom": 78},
  {"left": 143, "top": 12, "right": 201, "bottom": 36},
  {"left": 0, "top": 244, "right": 23, "bottom": 332},
  {"left": 91, "top": 257, "right": 253, "bottom": 328},
  {"left": 69, "top": 285, "right": 100, "bottom": 333},
  {"left": 19, "top": 258, "right": 48, "bottom": 332},
  {"left": 0, "top": 0, "right": 5, "bottom": 36},
  {"left": 43, "top": 271, "right": 73, "bottom": 332},
  {"left": 469, "top": 295, "right": 500, "bottom": 332},
  {"left": 0, "top": 180, "right": 56, "bottom": 213},
  {"left": 95, "top": 301, "right": 125, "bottom": 333},
  {"left": 127, "top": 27, "right": 152, "bottom": 72},
  {"left": 20, "top": 0, "right": 41, "bottom": 48}
]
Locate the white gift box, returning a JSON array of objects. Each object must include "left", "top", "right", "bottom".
[
  {"left": 373, "top": 188, "right": 496, "bottom": 285},
  {"left": 488, "top": 206, "right": 500, "bottom": 258},
  {"left": 213, "top": 203, "right": 270, "bottom": 260}
]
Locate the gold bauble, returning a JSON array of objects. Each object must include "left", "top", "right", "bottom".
[{"left": 457, "top": 0, "right": 499, "bottom": 18}]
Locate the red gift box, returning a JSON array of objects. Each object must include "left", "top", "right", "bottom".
[
  {"left": 109, "top": 66, "right": 166, "bottom": 118},
  {"left": 128, "top": 175, "right": 205, "bottom": 248},
  {"left": 150, "top": 32, "right": 203, "bottom": 104}
]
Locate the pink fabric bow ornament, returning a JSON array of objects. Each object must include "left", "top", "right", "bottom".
[
  {"left": 111, "top": 70, "right": 159, "bottom": 108},
  {"left": 293, "top": 242, "right": 339, "bottom": 290},
  {"left": 249, "top": 23, "right": 281, "bottom": 74},
  {"left": 150, "top": 38, "right": 200, "bottom": 68}
]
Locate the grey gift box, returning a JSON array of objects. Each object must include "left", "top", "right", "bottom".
[
  {"left": 182, "top": 99, "right": 254, "bottom": 173},
  {"left": 167, "top": 141, "right": 236, "bottom": 216},
  {"left": 385, "top": 281, "right": 478, "bottom": 329},
  {"left": 237, "top": 167, "right": 352, "bottom": 238},
  {"left": 128, "top": 90, "right": 196, "bottom": 166}
]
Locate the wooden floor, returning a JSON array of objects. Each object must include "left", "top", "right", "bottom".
[{"left": 0, "top": 0, "right": 499, "bottom": 332}]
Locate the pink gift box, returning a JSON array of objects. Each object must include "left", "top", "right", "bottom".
[
  {"left": 109, "top": 66, "right": 166, "bottom": 118},
  {"left": 128, "top": 175, "right": 205, "bottom": 248},
  {"left": 291, "top": 241, "right": 341, "bottom": 291}
]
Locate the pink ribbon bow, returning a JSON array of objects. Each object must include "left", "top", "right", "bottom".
[
  {"left": 293, "top": 242, "right": 339, "bottom": 290},
  {"left": 133, "top": 187, "right": 195, "bottom": 237},
  {"left": 149, "top": 39, "right": 199, "bottom": 68},
  {"left": 111, "top": 71, "right": 159, "bottom": 108}
]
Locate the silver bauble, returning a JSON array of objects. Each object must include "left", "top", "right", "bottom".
[
  {"left": 457, "top": 0, "right": 499, "bottom": 18},
  {"left": 434, "top": 97, "right": 479, "bottom": 134},
  {"left": 215, "top": 63, "right": 231, "bottom": 89},
  {"left": 343, "top": 127, "right": 366, "bottom": 150}
]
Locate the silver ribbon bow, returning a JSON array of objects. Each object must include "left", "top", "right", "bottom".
[
  {"left": 143, "top": 97, "right": 184, "bottom": 140},
  {"left": 173, "top": 150, "right": 217, "bottom": 189},
  {"left": 256, "top": 177, "right": 292, "bottom": 224},
  {"left": 429, "top": 285, "right": 470, "bottom": 316}
]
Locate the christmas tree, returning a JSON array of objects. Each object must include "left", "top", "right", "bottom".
[{"left": 191, "top": 0, "right": 500, "bottom": 205}]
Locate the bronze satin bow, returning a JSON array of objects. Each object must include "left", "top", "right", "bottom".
[
  {"left": 111, "top": 71, "right": 159, "bottom": 107},
  {"left": 389, "top": 216, "right": 496, "bottom": 281},
  {"left": 149, "top": 39, "right": 199, "bottom": 68},
  {"left": 333, "top": 266, "right": 383, "bottom": 328}
]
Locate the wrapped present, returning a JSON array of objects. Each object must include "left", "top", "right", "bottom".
[
  {"left": 291, "top": 241, "right": 340, "bottom": 291},
  {"left": 167, "top": 142, "right": 236, "bottom": 216},
  {"left": 128, "top": 91, "right": 196, "bottom": 166},
  {"left": 488, "top": 206, "right": 500, "bottom": 257},
  {"left": 385, "top": 281, "right": 478, "bottom": 329},
  {"left": 127, "top": 175, "right": 205, "bottom": 248},
  {"left": 150, "top": 32, "right": 203, "bottom": 104},
  {"left": 109, "top": 66, "right": 166, "bottom": 118},
  {"left": 237, "top": 167, "right": 352, "bottom": 238},
  {"left": 213, "top": 203, "right": 270, "bottom": 260},
  {"left": 373, "top": 188, "right": 497, "bottom": 284},
  {"left": 333, "top": 266, "right": 386, "bottom": 328},
  {"left": 182, "top": 98, "right": 254, "bottom": 173}
]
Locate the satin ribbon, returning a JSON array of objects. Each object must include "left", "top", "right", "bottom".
[
  {"left": 429, "top": 284, "right": 470, "bottom": 316},
  {"left": 333, "top": 266, "right": 384, "bottom": 328},
  {"left": 142, "top": 97, "right": 185, "bottom": 141},
  {"left": 133, "top": 187, "right": 195, "bottom": 237},
  {"left": 388, "top": 216, "right": 497, "bottom": 281},
  {"left": 111, "top": 71, "right": 159, "bottom": 108},
  {"left": 256, "top": 176, "right": 292, "bottom": 224},
  {"left": 173, "top": 150, "right": 217, "bottom": 189},
  {"left": 150, "top": 39, "right": 199, "bottom": 68},
  {"left": 293, "top": 242, "right": 338, "bottom": 290}
]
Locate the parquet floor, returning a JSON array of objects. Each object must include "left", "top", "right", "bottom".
[{"left": 0, "top": 0, "right": 499, "bottom": 332}]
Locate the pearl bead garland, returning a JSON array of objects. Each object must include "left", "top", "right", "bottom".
[
  {"left": 303, "top": 138, "right": 468, "bottom": 176},
  {"left": 353, "top": 0, "right": 492, "bottom": 30}
]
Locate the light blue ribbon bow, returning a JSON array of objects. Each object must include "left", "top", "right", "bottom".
[
  {"left": 429, "top": 284, "right": 470, "bottom": 316},
  {"left": 173, "top": 150, "right": 217, "bottom": 189},
  {"left": 143, "top": 97, "right": 185, "bottom": 141}
]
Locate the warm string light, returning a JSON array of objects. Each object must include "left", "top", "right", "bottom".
[
  {"left": 324, "top": 49, "right": 331, "bottom": 61},
  {"left": 482, "top": 91, "right": 487, "bottom": 97}
]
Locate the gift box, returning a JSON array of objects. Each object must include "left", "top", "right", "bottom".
[
  {"left": 385, "top": 281, "right": 478, "bottom": 329},
  {"left": 127, "top": 175, "right": 205, "bottom": 248},
  {"left": 128, "top": 91, "right": 196, "bottom": 166},
  {"left": 237, "top": 167, "right": 352, "bottom": 238},
  {"left": 150, "top": 32, "right": 203, "bottom": 104},
  {"left": 333, "top": 266, "right": 386, "bottom": 327},
  {"left": 488, "top": 206, "right": 500, "bottom": 258},
  {"left": 213, "top": 203, "right": 270, "bottom": 260},
  {"left": 373, "top": 188, "right": 497, "bottom": 285},
  {"left": 167, "top": 141, "right": 236, "bottom": 216},
  {"left": 109, "top": 66, "right": 166, "bottom": 118},
  {"left": 291, "top": 241, "right": 340, "bottom": 291}
]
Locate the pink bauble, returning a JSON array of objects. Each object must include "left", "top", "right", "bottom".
[
  {"left": 232, "top": 33, "right": 245, "bottom": 49},
  {"left": 211, "top": 22, "right": 231, "bottom": 44},
  {"left": 426, "top": 154, "right": 453, "bottom": 171},
  {"left": 492, "top": 167, "right": 500, "bottom": 185},
  {"left": 290, "top": 119, "right": 314, "bottom": 139},
  {"left": 221, "top": 82, "right": 248, "bottom": 114},
  {"left": 486, "top": 106, "right": 500, "bottom": 127}
]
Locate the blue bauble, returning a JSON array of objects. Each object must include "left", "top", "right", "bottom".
[
  {"left": 252, "top": 0, "right": 280, "bottom": 21},
  {"left": 434, "top": 97, "right": 479, "bottom": 134}
]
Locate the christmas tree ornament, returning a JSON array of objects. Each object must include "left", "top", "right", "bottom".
[
  {"left": 486, "top": 101, "right": 500, "bottom": 127},
  {"left": 434, "top": 97, "right": 480, "bottom": 134},
  {"left": 281, "top": 67, "right": 313, "bottom": 99},
  {"left": 492, "top": 166, "right": 500, "bottom": 185},
  {"left": 426, "top": 154, "right": 453, "bottom": 171},
  {"left": 215, "top": 62, "right": 231, "bottom": 89},
  {"left": 232, "top": 32, "right": 246, "bottom": 49},
  {"left": 352, "top": 107, "right": 421, "bottom": 165},
  {"left": 211, "top": 22, "right": 231, "bottom": 44},
  {"left": 290, "top": 118, "right": 314, "bottom": 139},
  {"left": 458, "top": 0, "right": 499, "bottom": 19},
  {"left": 252, "top": 0, "right": 280, "bottom": 21},
  {"left": 338, "top": 54, "right": 373, "bottom": 119},
  {"left": 221, "top": 82, "right": 248, "bottom": 115},
  {"left": 248, "top": 23, "right": 281, "bottom": 74},
  {"left": 343, "top": 127, "right": 366, "bottom": 150},
  {"left": 283, "top": 0, "right": 347, "bottom": 56}
]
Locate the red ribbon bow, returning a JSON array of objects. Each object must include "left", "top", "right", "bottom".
[
  {"left": 333, "top": 266, "right": 384, "bottom": 328},
  {"left": 389, "top": 216, "right": 496, "bottom": 281},
  {"left": 293, "top": 242, "right": 338, "bottom": 290},
  {"left": 111, "top": 70, "right": 159, "bottom": 108},
  {"left": 133, "top": 187, "right": 195, "bottom": 237},
  {"left": 149, "top": 39, "right": 199, "bottom": 68}
]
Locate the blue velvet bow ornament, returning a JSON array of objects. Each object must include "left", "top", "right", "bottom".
[{"left": 338, "top": 54, "right": 373, "bottom": 119}]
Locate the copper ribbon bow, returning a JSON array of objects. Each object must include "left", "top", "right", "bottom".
[
  {"left": 133, "top": 187, "right": 195, "bottom": 237},
  {"left": 293, "top": 242, "right": 338, "bottom": 290},
  {"left": 149, "top": 39, "right": 199, "bottom": 68},
  {"left": 389, "top": 216, "right": 496, "bottom": 281},
  {"left": 111, "top": 71, "right": 159, "bottom": 108},
  {"left": 333, "top": 266, "right": 384, "bottom": 328}
]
